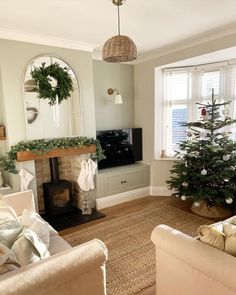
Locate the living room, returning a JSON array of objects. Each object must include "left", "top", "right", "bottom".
[{"left": 1, "top": 1, "right": 236, "bottom": 295}]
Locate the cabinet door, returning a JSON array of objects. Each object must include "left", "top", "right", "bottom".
[
  {"left": 123, "top": 167, "right": 149, "bottom": 192},
  {"left": 104, "top": 171, "right": 123, "bottom": 196},
  {"left": 95, "top": 174, "right": 105, "bottom": 198}
]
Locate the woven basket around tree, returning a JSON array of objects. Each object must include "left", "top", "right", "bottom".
[
  {"left": 191, "top": 201, "right": 232, "bottom": 219},
  {"left": 102, "top": 34, "right": 137, "bottom": 62}
]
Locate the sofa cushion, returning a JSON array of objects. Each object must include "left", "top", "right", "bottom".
[
  {"left": 11, "top": 228, "right": 50, "bottom": 266},
  {"left": 49, "top": 235, "right": 71, "bottom": 255},
  {"left": 0, "top": 242, "right": 21, "bottom": 275},
  {"left": 197, "top": 224, "right": 225, "bottom": 251},
  {"left": 0, "top": 206, "right": 22, "bottom": 248},
  {"left": 223, "top": 223, "right": 236, "bottom": 256},
  {"left": 21, "top": 211, "right": 50, "bottom": 249},
  {"left": 198, "top": 216, "right": 236, "bottom": 256},
  {"left": 21, "top": 209, "right": 57, "bottom": 237}
]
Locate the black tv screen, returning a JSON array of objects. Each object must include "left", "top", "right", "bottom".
[{"left": 96, "top": 128, "right": 142, "bottom": 169}]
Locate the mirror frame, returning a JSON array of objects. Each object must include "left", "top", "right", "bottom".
[{"left": 22, "top": 54, "right": 84, "bottom": 139}]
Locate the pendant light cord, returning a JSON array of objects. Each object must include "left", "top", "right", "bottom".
[{"left": 118, "top": 4, "right": 120, "bottom": 35}]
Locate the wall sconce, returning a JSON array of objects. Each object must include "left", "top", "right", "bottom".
[{"left": 107, "top": 88, "right": 123, "bottom": 104}]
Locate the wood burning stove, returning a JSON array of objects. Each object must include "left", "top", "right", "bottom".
[{"left": 43, "top": 157, "right": 74, "bottom": 219}]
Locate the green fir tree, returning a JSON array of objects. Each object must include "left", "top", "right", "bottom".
[{"left": 167, "top": 89, "right": 236, "bottom": 208}]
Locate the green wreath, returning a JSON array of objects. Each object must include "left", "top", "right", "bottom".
[{"left": 31, "top": 62, "right": 73, "bottom": 106}]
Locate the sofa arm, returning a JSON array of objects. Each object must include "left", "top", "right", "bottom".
[
  {"left": 151, "top": 225, "right": 236, "bottom": 295},
  {"left": 0, "top": 190, "right": 36, "bottom": 216},
  {"left": 0, "top": 239, "right": 108, "bottom": 295}
]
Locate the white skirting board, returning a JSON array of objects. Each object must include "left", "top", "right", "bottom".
[
  {"left": 96, "top": 187, "right": 150, "bottom": 210},
  {"left": 150, "top": 186, "right": 173, "bottom": 196}
]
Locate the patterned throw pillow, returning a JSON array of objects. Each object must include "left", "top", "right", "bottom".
[
  {"left": 11, "top": 228, "right": 50, "bottom": 266},
  {"left": 20, "top": 209, "right": 51, "bottom": 249},
  {"left": 198, "top": 217, "right": 236, "bottom": 256},
  {"left": 0, "top": 206, "right": 22, "bottom": 248},
  {"left": 197, "top": 224, "right": 225, "bottom": 251}
]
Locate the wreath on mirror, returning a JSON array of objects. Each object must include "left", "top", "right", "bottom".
[{"left": 31, "top": 62, "right": 73, "bottom": 106}]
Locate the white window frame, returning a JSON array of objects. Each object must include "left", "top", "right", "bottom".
[{"left": 155, "top": 60, "right": 236, "bottom": 159}]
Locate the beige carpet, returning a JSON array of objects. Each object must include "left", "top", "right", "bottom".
[{"left": 63, "top": 201, "right": 212, "bottom": 295}]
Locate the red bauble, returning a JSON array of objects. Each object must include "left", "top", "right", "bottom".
[{"left": 201, "top": 108, "right": 207, "bottom": 116}]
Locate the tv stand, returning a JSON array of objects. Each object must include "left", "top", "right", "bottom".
[{"left": 95, "top": 163, "right": 150, "bottom": 199}]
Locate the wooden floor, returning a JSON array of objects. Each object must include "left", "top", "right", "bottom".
[{"left": 60, "top": 196, "right": 193, "bottom": 295}]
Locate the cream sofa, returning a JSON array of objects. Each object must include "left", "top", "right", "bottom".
[
  {"left": 0, "top": 190, "right": 108, "bottom": 295},
  {"left": 151, "top": 224, "right": 236, "bottom": 295}
]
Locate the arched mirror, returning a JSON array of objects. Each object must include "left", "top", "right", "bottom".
[{"left": 23, "top": 56, "right": 83, "bottom": 139}]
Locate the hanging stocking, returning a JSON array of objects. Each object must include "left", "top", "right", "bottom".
[{"left": 18, "top": 169, "right": 34, "bottom": 191}]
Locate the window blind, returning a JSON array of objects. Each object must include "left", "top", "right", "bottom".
[
  {"left": 163, "top": 70, "right": 192, "bottom": 156},
  {"left": 161, "top": 62, "right": 236, "bottom": 157}
]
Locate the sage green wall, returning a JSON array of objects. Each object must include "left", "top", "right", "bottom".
[
  {"left": 93, "top": 60, "right": 134, "bottom": 131},
  {"left": 0, "top": 39, "right": 96, "bottom": 204},
  {"left": 134, "top": 32, "right": 236, "bottom": 189}
]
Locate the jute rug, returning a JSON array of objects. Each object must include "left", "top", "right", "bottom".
[{"left": 63, "top": 201, "right": 212, "bottom": 295}]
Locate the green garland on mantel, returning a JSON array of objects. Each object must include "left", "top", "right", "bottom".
[{"left": 0, "top": 137, "right": 105, "bottom": 174}]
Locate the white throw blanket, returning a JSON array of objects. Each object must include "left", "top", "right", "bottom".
[{"left": 77, "top": 159, "right": 97, "bottom": 192}]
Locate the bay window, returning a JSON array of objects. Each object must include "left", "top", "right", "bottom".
[{"left": 160, "top": 61, "right": 236, "bottom": 157}]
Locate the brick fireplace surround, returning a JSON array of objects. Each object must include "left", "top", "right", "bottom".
[
  {"left": 35, "top": 155, "right": 92, "bottom": 213},
  {"left": 16, "top": 146, "right": 104, "bottom": 230}
]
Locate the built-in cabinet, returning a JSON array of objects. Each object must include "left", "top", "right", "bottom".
[{"left": 96, "top": 163, "right": 150, "bottom": 198}]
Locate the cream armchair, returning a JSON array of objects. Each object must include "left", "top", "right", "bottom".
[
  {"left": 151, "top": 224, "right": 236, "bottom": 295},
  {"left": 0, "top": 191, "right": 108, "bottom": 295}
]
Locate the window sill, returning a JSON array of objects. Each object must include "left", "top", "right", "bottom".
[{"left": 155, "top": 157, "right": 177, "bottom": 161}]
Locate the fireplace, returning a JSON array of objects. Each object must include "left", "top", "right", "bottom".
[
  {"left": 16, "top": 145, "right": 105, "bottom": 231},
  {"left": 40, "top": 156, "right": 105, "bottom": 231},
  {"left": 43, "top": 157, "right": 74, "bottom": 219}
]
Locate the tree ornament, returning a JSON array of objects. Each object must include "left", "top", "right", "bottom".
[
  {"left": 182, "top": 182, "right": 188, "bottom": 187},
  {"left": 193, "top": 201, "right": 201, "bottom": 207},
  {"left": 167, "top": 185, "right": 172, "bottom": 190},
  {"left": 222, "top": 106, "right": 230, "bottom": 117},
  {"left": 202, "top": 114, "right": 209, "bottom": 121},
  {"left": 31, "top": 62, "right": 73, "bottom": 106},
  {"left": 201, "top": 108, "right": 207, "bottom": 117},
  {"left": 201, "top": 169, "right": 207, "bottom": 176},
  {"left": 181, "top": 195, "right": 187, "bottom": 201},
  {"left": 223, "top": 154, "right": 230, "bottom": 161},
  {"left": 187, "top": 130, "right": 193, "bottom": 137},
  {"left": 230, "top": 166, "right": 236, "bottom": 171},
  {"left": 211, "top": 140, "right": 217, "bottom": 146},
  {"left": 183, "top": 171, "right": 187, "bottom": 176},
  {"left": 224, "top": 178, "right": 230, "bottom": 182},
  {"left": 222, "top": 131, "right": 229, "bottom": 138},
  {"left": 199, "top": 131, "right": 207, "bottom": 139},
  {"left": 225, "top": 197, "right": 233, "bottom": 204}
]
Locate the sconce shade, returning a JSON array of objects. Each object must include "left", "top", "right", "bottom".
[
  {"left": 102, "top": 35, "right": 137, "bottom": 63},
  {"left": 24, "top": 79, "right": 38, "bottom": 92},
  {"left": 114, "top": 94, "right": 123, "bottom": 104}
]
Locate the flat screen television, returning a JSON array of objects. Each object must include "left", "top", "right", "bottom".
[{"left": 96, "top": 128, "right": 142, "bottom": 169}]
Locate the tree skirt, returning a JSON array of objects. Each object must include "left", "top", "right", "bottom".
[
  {"left": 63, "top": 202, "right": 211, "bottom": 295},
  {"left": 191, "top": 201, "right": 232, "bottom": 219}
]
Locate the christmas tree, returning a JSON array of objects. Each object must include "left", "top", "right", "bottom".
[{"left": 167, "top": 89, "right": 236, "bottom": 209}]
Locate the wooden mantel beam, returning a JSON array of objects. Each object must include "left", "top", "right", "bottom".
[{"left": 16, "top": 145, "right": 96, "bottom": 162}]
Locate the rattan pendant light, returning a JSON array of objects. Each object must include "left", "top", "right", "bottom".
[{"left": 102, "top": 0, "right": 137, "bottom": 63}]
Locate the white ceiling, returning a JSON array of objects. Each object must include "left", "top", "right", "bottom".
[{"left": 1, "top": 0, "right": 236, "bottom": 62}]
